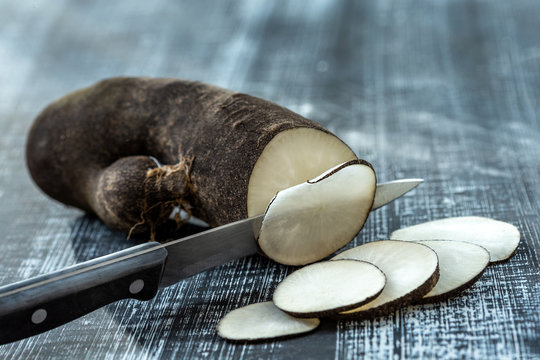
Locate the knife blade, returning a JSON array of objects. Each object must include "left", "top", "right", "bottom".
[
  {"left": 0, "top": 178, "right": 422, "bottom": 344},
  {"left": 372, "top": 178, "right": 423, "bottom": 210},
  {"left": 162, "top": 177, "right": 423, "bottom": 286}
]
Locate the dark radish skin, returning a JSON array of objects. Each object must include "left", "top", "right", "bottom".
[{"left": 26, "top": 77, "right": 358, "bottom": 238}]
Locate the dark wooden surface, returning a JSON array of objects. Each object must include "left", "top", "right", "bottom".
[{"left": 0, "top": 0, "right": 539, "bottom": 359}]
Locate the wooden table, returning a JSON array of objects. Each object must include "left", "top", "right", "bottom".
[{"left": 0, "top": 0, "right": 538, "bottom": 358}]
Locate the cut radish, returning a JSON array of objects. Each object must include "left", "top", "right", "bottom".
[
  {"left": 273, "top": 260, "right": 386, "bottom": 317},
  {"left": 415, "top": 240, "right": 490, "bottom": 302},
  {"left": 332, "top": 240, "right": 439, "bottom": 318},
  {"left": 257, "top": 160, "right": 376, "bottom": 265},
  {"left": 247, "top": 127, "right": 358, "bottom": 217},
  {"left": 216, "top": 302, "right": 320, "bottom": 341},
  {"left": 390, "top": 216, "right": 520, "bottom": 263}
]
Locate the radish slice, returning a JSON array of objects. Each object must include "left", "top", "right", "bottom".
[
  {"left": 217, "top": 302, "right": 320, "bottom": 341},
  {"left": 332, "top": 240, "right": 439, "bottom": 318},
  {"left": 390, "top": 216, "right": 520, "bottom": 263},
  {"left": 257, "top": 160, "right": 376, "bottom": 266},
  {"left": 273, "top": 260, "right": 386, "bottom": 317},
  {"left": 416, "top": 240, "right": 490, "bottom": 302}
]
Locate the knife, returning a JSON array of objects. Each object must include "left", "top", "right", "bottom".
[{"left": 0, "top": 178, "right": 422, "bottom": 344}]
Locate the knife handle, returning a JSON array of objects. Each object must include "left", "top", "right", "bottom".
[{"left": 0, "top": 242, "right": 168, "bottom": 345}]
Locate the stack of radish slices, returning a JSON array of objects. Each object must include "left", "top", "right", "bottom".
[{"left": 217, "top": 216, "right": 520, "bottom": 342}]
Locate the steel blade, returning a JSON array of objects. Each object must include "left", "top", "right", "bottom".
[
  {"left": 372, "top": 178, "right": 423, "bottom": 210},
  {"left": 160, "top": 178, "right": 423, "bottom": 286},
  {"left": 159, "top": 215, "right": 264, "bottom": 288}
]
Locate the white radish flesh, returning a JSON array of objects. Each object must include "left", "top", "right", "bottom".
[
  {"left": 332, "top": 240, "right": 439, "bottom": 318},
  {"left": 247, "top": 128, "right": 357, "bottom": 216},
  {"left": 417, "top": 240, "right": 490, "bottom": 302},
  {"left": 216, "top": 302, "right": 320, "bottom": 341},
  {"left": 273, "top": 260, "right": 386, "bottom": 317},
  {"left": 258, "top": 160, "right": 376, "bottom": 265},
  {"left": 390, "top": 216, "right": 520, "bottom": 262}
]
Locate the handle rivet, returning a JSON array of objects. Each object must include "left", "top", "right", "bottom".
[
  {"left": 31, "top": 309, "right": 47, "bottom": 324},
  {"left": 129, "top": 279, "right": 145, "bottom": 294}
]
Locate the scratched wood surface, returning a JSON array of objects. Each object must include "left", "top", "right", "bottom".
[{"left": 0, "top": 0, "right": 539, "bottom": 359}]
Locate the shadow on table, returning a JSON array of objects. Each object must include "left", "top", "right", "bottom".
[{"left": 69, "top": 214, "right": 210, "bottom": 259}]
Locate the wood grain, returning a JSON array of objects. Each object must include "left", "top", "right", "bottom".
[{"left": 0, "top": 0, "right": 538, "bottom": 359}]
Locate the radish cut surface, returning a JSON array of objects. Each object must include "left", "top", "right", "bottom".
[
  {"left": 247, "top": 128, "right": 357, "bottom": 217},
  {"left": 390, "top": 216, "right": 520, "bottom": 262},
  {"left": 216, "top": 302, "right": 320, "bottom": 341},
  {"left": 332, "top": 240, "right": 439, "bottom": 318},
  {"left": 273, "top": 260, "right": 386, "bottom": 317},
  {"left": 417, "top": 240, "right": 489, "bottom": 302},
  {"left": 258, "top": 160, "right": 376, "bottom": 265}
]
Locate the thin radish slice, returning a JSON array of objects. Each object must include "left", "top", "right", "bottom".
[
  {"left": 415, "top": 240, "right": 490, "bottom": 303},
  {"left": 258, "top": 160, "right": 376, "bottom": 265},
  {"left": 273, "top": 260, "right": 386, "bottom": 318},
  {"left": 390, "top": 216, "right": 520, "bottom": 263},
  {"left": 216, "top": 302, "right": 320, "bottom": 341},
  {"left": 332, "top": 240, "right": 439, "bottom": 318}
]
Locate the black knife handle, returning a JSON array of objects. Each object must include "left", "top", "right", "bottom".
[{"left": 0, "top": 242, "right": 168, "bottom": 345}]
